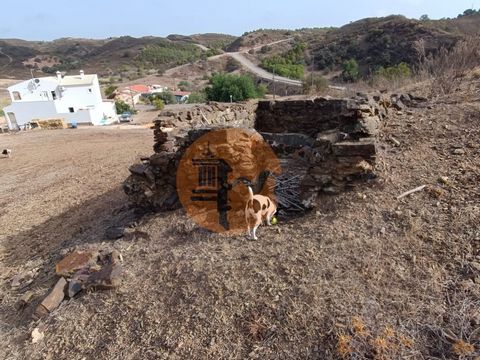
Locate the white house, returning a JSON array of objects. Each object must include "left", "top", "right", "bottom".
[{"left": 3, "top": 70, "right": 117, "bottom": 129}]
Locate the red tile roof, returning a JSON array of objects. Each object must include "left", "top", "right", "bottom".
[{"left": 128, "top": 85, "right": 150, "bottom": 93}]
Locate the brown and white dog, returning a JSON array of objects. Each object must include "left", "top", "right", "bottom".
[{"left": 245, "top": 186, "right": 277, "bottom": 240}]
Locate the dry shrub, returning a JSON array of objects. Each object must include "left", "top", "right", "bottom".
[
  {"left": 335, "top": 317, "right": 415, "bottom": 359},
  {"left": 452, "top": 339, "right": 475, "bottom": 356},
  {"left": 414, "top": 36, "right": 480, "bottom": 95}
]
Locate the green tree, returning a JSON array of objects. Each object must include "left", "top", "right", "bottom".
[
  {"left": 342, "top": 59, "right": 360, "bottom": 82},
  {"left": 459, "top": 8, "right": 479, "bottom": 17},
  {"left": 104, "top": 85, "right": 117, "bottom": 98},
  {"left": 115, "top": 100, "right": 133, "bottom": 114},
  {"left": 205, "top": 73, "right": 263, "bottom": 102},
  {"left": 157, "top": 91, "right": 176, "bottom": 104},
  {"left": 420, "top": 14, "right": 430, "bottom": 21},
  {"left": 374, "top": 62, "right": 411, "bottom": 80},
  {"left": 260, "top": 42, "right": 306, "bottom": 80}
]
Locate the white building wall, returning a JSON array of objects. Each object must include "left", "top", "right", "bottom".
[
  {"left": 4, "top": 101, "right": 58, "bottom": 128},
  {"left": 7, "top": 78, "right": 58, "bottom": 103},
  {"left": 3, "top": 73, "right": 117, "bottom": 129},
  {"left": 55, "top": 85, "right": 101, "bottom": 114}
]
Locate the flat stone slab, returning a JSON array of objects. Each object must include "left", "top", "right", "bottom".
[
  {"left": 332, "top": 140, "right": 376, "bottom": 157},
  {"left": 56, "top": 251, "right": 97, "bottom": 277}
]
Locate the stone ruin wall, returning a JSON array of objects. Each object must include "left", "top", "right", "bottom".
[
  {"left": 124, "top": 102, "right": 257, "bottom": 211},
  {"left": 123, "top": 93, "right": 421, "bottom": 211}
]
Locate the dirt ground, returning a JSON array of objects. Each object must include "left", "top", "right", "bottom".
[{"left": 0, "top": 78, "right": 479, "bottom": 359}]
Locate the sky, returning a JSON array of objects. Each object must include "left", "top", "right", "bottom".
[{"left": 0, "top": 0, "right": 478, "bottom": 40}]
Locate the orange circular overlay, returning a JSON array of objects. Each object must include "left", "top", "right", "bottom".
[{"left": 176, "top": 128, "right": 281, "bottom": 233}]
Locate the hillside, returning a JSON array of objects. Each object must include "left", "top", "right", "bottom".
[
  {"left": 0, "top": 34, "right": 233, "bottom": 80},
  {"left": 0, "top": 13, "right": 479, "bottom": 84},
  {"left": 237, "top": 14, "right": 480, "bottom": 78},
  {"left": 1, "top": 70, "right": 479, "bottom": 358}
]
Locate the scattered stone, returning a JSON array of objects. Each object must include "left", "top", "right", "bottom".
[
  {"left": 98, "top": 249, "right": 122, "bottom": 265},
  {"left": 31, "top": 327, "right": 44, "bottom": 344},
  {"left": 438, "top": 176, "right": 449, "bottom": 185},
  {"left": 86, "top": 263, "right": 123, "bottom": 290},
  {"left": 10, "top": 270, "right": 36, "bottom": 290},
  {"left": 105, "top": 226, "right": 125, "bottom": 240},
  {"left": 34, "top": 277, "right": 67, "bottom": 319},
  {"left": 56, "top": 250, "right": 97, "bottom": 277},
  {"left": 67, "top": 280, "right": 83, "bottom": 298},
  {"left": 11, "top": 273, "right": 24, "bottom": 288},
  {"left": 452, "top": 148, "right": 465, "bottom": 155}
]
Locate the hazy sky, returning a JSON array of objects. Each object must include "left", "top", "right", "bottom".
[{"left": 1, "top": 0, "right": 478, "bottom": 40}]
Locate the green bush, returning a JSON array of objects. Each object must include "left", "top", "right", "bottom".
[
  {"left": 205, "top": 73, "right": 264, "bottom": 102},
  {"left": 41, "top": 58, "right": 82, "bottom": 74},
  {"left": 115, "top": 100, "right": 133, "bottom": 114},
  {"left": 158, "top": 91, "right": 176, "bottom": 104},
  {"left": 303, "top": 74, "right": 329, "bottom": 93},
  {"left": 256, "top": 84, "right": 268, "bottom": 98},
  {"left": 152, "top": 99, "right": 165, "bottom": 110},
  {"left": 341, "top": 59, "right": 360, "bottom": 82},
  {"left": 186, "top": 91, "right": 207, "bottom": 104},
  {"left": 374, "top": 62, "right": 411, "bottom": 80},
  {"left": 260, "top": 42, "right": 306, "bottom": 79},
  {"left": 139, "top": 42, "right": 202, "bottom": 67},
  {"left": 104, "top": 85, "right": 117, "bottom": 98}
]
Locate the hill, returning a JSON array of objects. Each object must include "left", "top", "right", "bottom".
[
  {"left": 234, "top": 14, "right": 480, "bottom": 79},
  {"left": 0, "top": 34, "right": 233, "bottom": 80},
  {"left": 0, "top": 13, "right": 478, "bottom": 85}
]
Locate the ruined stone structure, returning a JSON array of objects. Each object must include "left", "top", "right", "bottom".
[{"left": 124, "top": 94, "right": 395, "bottom": 212}]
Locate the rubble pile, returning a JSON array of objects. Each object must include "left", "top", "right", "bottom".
[{"left": 32, "top": 249, "right": 123, "bottom": 319}]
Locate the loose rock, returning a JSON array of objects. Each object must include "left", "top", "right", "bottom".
[
  {"left": 105, "top": 226, "right": 125, "bottom": 240},
  {"left": 34, "top": 277, "right": 67, "bottom": 319},
  {"left": 56, "top": 250, "right": 97, "bottom": 277}
]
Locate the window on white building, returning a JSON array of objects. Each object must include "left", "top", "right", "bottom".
[
  {"left": 51, "top": 91, "right": 57, "bottom": 100},
  {"left": 12, "top": 91, "right": 21, "bottom": 100},
  {"left": 88, "top": 88, "right": 92, "bottom": 93},
  {"left": 69, "top": 107, "right": 74, "bottom": 113}
]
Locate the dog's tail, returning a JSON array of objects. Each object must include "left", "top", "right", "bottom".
[{"left": 247, "top": 186, "right": 254, "bottom": 201}]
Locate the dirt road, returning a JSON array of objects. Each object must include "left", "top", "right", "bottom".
[{"left": 163, "top": 38, "right": 303, "bottom": 87}]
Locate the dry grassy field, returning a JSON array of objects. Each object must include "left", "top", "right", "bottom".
[{"left": 0, "top": 77, "right": 479, "bottom": 359}]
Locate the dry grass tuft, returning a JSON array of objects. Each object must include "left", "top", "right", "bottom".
[
  {"left": 452, "top": 340, "right": 476, "bottom": 356},
  {"left": 336, "top": 334, "right": 353, "bottom": 358}
]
